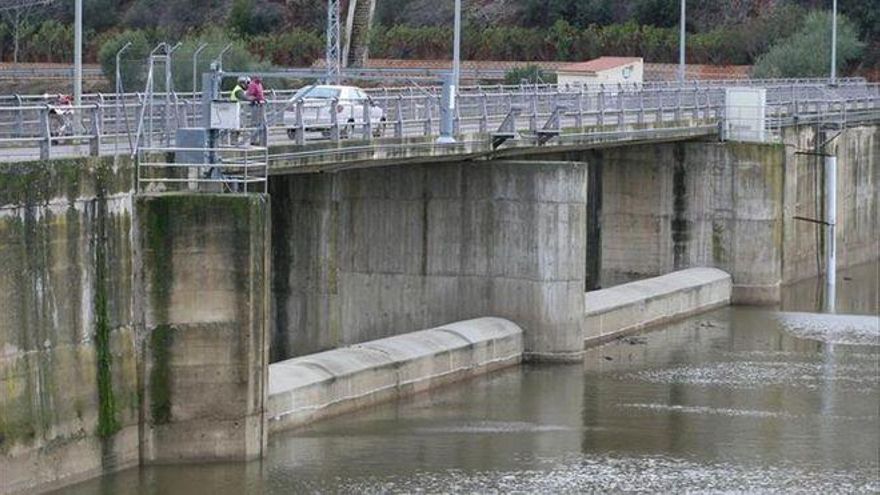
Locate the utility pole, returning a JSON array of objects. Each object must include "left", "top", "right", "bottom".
[
  {"left": 678, "top": 0, "right": 685, "bottom": 82},
  {"left": 830, "top": 0, "right": 837, "bottom": 84},
  {"left": 74, "top": 0, "right": 82, "bottom": 106}
]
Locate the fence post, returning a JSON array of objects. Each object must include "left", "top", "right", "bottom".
[
  {"left": 395, "top": 95, "right": 404, "bottom": 138},
  {"left": 90, "top": 104, "right": 102, "bottom": 156},
  {"left": 14, "top": 94, "right": 24, "bottom": 137},
  {"left": 479, "top": 92, "right": 488, "bottom": 134},
  {"left": 362, "top": 99, "right": 372, "bottom": 141},
  {"left": 674, "top": 88, "right": 682, "bottom": 122},
  {"left": 295, "top": 100, "right": 305, "bottom": 145},
  {"left": 424, "top": 95, "right": 433, "bottom": 136},
  {"left": 453, "top": 94, "right": 461, "bottom": 135},
  {"left": 637, "top": 91, "right": 645, "bottom": 125},
  {"left": 617, "top": 89, "right": 625, "bottom": 128},
  {"left": 529, "top": 92, "right": 538, "bottom": 133},
  {"left": 657, "top": 89, "right": 664, "bottom": 123},
  {"left": 40, "top": 106, "right": 51, "bottom": 159},
  {"left": 575, "top": 89, "right": 583, "bottom": 128},
  {"left": 244, "top": 148, "right": 249, "bottom": 194},
  {"left": 330, "top": 97, "right": 340, "bottom": 142},
  {"left": 598, "top": 85, "right": 605, "bottom": 126}
]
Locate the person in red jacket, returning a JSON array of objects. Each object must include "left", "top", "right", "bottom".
[{"left": 246, "top": 77, "right": 266, "bottom": 145}]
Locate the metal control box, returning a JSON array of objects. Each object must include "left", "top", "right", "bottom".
[{"left": 210, "top": 101, "right": 241, "bottom": 130}]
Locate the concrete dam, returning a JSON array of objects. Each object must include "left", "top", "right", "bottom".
[{"left": 0, "top": 119, "right": 877, "bottom": 493}]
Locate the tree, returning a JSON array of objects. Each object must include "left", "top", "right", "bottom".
[
  {"left": 753, "top": 11, "right": 864, "bottom": 78},
  {"left": 98, "top": 29, "right": 151, "bottom": 90},
  {"left": 0, "top": 0, "right": 51, "bottom": 62}
]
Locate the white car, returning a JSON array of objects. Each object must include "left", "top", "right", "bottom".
[{"left": 283, "top": 85, "right": 386, "bottom": 140}]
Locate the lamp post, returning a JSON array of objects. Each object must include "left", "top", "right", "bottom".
[
  {"left": 74, "top": 0, "right": 82, "bottom": 106},
  {"left": 830, "top": 0, "right": 837, "bottom": 84},
  {"left": 678, "top": 0, "right": 686, "bottom": 82},
  {"left": 437, "top": 0, "right": 461, "bottom": 144}
]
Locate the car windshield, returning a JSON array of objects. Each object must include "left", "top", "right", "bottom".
[{"left": 292, "top": 86, "right": 341, "bottom": 100}]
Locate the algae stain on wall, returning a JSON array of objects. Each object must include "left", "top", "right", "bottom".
[{"left": 148, "top": 324, "right": 174, "bottom": 425}]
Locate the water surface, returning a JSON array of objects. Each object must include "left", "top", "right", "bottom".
[{"left": 57, "top": 263, "right": 880, "bottom": 494}]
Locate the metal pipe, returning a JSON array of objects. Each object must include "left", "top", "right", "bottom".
[{"left": 825, "top": 152, "right": 837, "bottom": 312}]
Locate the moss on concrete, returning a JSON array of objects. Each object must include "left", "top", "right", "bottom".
[
  {"left": 148, "top": 324, "right": 174, "bottom": 425},
  {"left": 0, "top": 155, "right": 134, "bottom": 207}
]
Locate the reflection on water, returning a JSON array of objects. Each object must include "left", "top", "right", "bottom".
[
  {"left": 782, "top": 261, "right": 879, "bottom": 315},
  {"left": 56, "top": 277, "right": 880, "bottom": 494}
]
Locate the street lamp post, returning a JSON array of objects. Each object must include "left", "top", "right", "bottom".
[
  {"left": 830, "top": 0, "right": 837, "bottom": 84},
  {"left": 678, "top": 0, "right": 686, "bottom": 82},
  {"left": 437, "top": 0, "right": 461, "bottom": 144},
  {"left": 74, "top": 0, "right": 82, "bottom": 106}
]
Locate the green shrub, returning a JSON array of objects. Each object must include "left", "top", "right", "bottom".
[
  {"left": 753, "top": 11, "right": 864, "bottom": 78},
  {"left": 98, "top": 29, "right": 152, "bottom": 90},
  {"left": 504, "top": 65, "right": 556, "bottom": 85}
]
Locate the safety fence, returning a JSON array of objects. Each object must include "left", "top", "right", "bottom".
[
  {"left": 0, "top": 81, "right": 877, "bottom": 163},
  {"left": 136, "top": 145, "right": 268, "bottom": 194}
]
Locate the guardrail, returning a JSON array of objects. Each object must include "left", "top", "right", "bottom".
[{"left": 137, "top": 146, "right": 268, "bottom": 194}]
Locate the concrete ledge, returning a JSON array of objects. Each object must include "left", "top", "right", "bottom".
[
  {"left": 584, "top": 268, "right": 731, "bottom": 347},
  {"left": 267, "top": 317, "right": 523, "bottom": 432}
]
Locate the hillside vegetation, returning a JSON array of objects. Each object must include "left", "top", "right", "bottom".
[{"left": 0, "top": 0, "right": 874, "bottom": 87}]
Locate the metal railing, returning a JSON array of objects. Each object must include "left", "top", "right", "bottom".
[
  {"left": 0, "top": 81, "right": 877, "bottom": 163},
  {"left": 136, "top": 145, "right": 268, "bottom": 194}
]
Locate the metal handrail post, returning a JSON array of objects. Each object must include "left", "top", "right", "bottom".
[
  {"left": 330, "top": 97, "right": 340, "bottom": 142},
  {"left": 395, "top": 96, "right": 404, "bottom": 138},
  {"left": 39, "top": 106, "right": 51, "bottom": 160},
  {"left": 295, "top": 99, "right": 305, "bottom": 145},
  {"left": 14, "top": 94, "right": 23, "bottom": 137},
  {"left": 90, "top": 104, "right": 102, "bottom": 156},
  {"left": 479, "top": 92, "right": 488, "bottom": 134},
  {"left": 115, "top": 42, "right": 132, "bottom": 156},
  {"left": 362, "top": 99, "right": 372, "bottom": 140},
  {"left": 424, "top": 95, "right": 433, "bottom": 136}
]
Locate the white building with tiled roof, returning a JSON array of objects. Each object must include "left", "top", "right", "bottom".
[{"left": 556, "top": 57, "right": 644, "bottom": 86}]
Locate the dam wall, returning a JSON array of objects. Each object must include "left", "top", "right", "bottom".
[
  {"left": 570, "top": 124, "right": 878, "bottom": 304},
  {"left": 0, "top": 158, "right": 271, "bottom": 494},
  {"left": 0, "top": 157, "right": 139, "bottom": 494},
  {"left": 269, "top": 160, "right": 587, "bottom": 362}
]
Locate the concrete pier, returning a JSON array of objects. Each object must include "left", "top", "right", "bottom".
[
  {"left": 270, "top": 160, "right": 587, "bottom": 363},
  {"left": 136, "top": 194, "right": 270, "bottom": 463}
]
